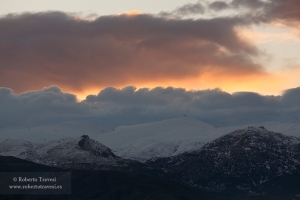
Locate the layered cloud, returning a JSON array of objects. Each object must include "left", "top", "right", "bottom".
[
  {"left": 0, "top": 11, "right": 264, "bottom": 94},
  {"left": 207, "top": 0, "right": 300, "bottom": 24},
  {"left": 1, "top": 86, "right": 300, "bottom": 129},
  {"left": 163, "top": 1, "right": 206, "bottom": 16},
  {"left": 172, "top": 0, "right": 300, "bottom": 28}
]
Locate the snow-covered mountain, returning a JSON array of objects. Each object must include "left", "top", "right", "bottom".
[
  {"left": 2, "top": 124, "right": 300, "bottom": 195},
  {"left": 2, "top": 117, "right": 300, "bottom": 162},
  {"left": 0, "top": 135, "right": 129, "bottom": 170},
  {"left": 95, "top": 117, "right": 215, "bottom": 161},
  {"left": 147, "top": 126, "right": 300, "bottom": 194},
  {"left": 96, "top": 117, "right": 300, "bottom": 161}
]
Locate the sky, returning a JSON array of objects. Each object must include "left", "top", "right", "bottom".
[
  {"left": 0, "top": 0, "right": 300, "bottom": 128},
  {"left": 1, "top": 0, "right": 187, "bottom": 16}
]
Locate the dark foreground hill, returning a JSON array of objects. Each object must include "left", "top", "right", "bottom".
[{"left": 0, "top": 155, "right": 246, "bottom": 200}]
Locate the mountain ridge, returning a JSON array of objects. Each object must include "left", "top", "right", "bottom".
[
  {"left": 0, "top": 135, "right": 128, "bottom": 170},
  {"left": 147, "top": 126, "right": 300, "bottom": 195}
]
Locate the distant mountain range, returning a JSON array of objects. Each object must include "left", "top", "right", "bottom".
[{"left": 2, "top": 117, "right": 300, "bottom": 162}]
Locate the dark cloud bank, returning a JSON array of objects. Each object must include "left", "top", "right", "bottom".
[{"left": 1, "top": 86, "right": 300, "bottom": 128}]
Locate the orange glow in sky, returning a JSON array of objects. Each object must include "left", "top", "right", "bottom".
[
  {"left": 117, "top": 10, "right": 141, "bottom": 16},
  {"left": 72, "top": 67, "right": 300, "bottom": 101}
]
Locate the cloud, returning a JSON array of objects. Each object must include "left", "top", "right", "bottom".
[
  {"left": 281, "top": 87, "right": 300, "bottom": 106},
  {"left": 83, "top": 86, "right": 300, "bottom": 126},
  {"left": 230, "top": 0, "right": 266, "bottom": 9},
  {"left": 171, "top": 1, "right": 205, "bottom": 16},
  {"left": 208, "top": 1, "right": 230, "bottom": 11},
  {"left": 0, "top": 86, "right": 89, "bottom": 127},
  {"left": 266, "top": 0, "right": 300, "bottom": 23},
  {"left": 85, "top": 86, "right": 191, "bottom": 106},
  {"left": 1, "top": 86, "right": 300, "bottom": 129},
  {"left": 207, "top": 0, "right": 300, "bottom": 24},
  {"left": 0, "top": 11, "right": 263, "bottom": 94}
]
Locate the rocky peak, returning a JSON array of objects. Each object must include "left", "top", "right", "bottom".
[
  {"left": 77, "top": 135, "right": 90, "bottom": 147},
  {"left": 77, "top": 135, "right": 117, "bottom": 158}
]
